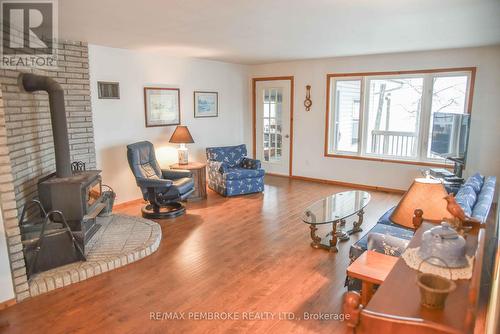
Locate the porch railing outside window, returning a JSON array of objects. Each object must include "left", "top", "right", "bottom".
[
  {"left": 326, "top": 68, "right": 474, "bottom": 164},
  {"left": 370, "top": 130, "right": 417, "bottom": 157}
]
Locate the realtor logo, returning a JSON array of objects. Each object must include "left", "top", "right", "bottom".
[{"left": 0, "top": 0, "right": 58, "bottom": 68}]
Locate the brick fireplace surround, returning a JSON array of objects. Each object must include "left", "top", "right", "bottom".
[{"left": 0, "top": 41, "right": 95, "bottom": 301}]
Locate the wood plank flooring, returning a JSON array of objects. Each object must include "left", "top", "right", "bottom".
[{"left": 0, "top": 176, "right": 401, "bottom": 334}]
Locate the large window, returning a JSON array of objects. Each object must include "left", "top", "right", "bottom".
[{"left": 326, "top": 68, "right": 474, "bottom": 165}]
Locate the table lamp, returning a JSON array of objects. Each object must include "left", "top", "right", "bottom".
[
  {"left": 390, "top": 177, "right": 454, "bottom": 229},
  {"left": 169, "top": 125, "right": 194, "bottom": 165}
]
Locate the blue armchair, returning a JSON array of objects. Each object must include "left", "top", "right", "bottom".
[{"left": 206, "top": 144, "right": 265, "bottom": 196}]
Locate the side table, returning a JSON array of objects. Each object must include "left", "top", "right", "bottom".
[
  {"left": 170, "top": 162, "right": 207, "bottom": 201},
  {"left": 346, "top": 250, "right": 398, "bottom": 305}
]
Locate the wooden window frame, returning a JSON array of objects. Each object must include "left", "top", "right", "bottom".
[{"left": 324, "top": 67, "right": 476, "bottom": 168}]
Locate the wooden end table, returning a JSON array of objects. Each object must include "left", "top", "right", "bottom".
[
  {"left": 170, "top": 162, "right": 207, "bottom": 201},
  {"left": 346, "top": 250, "right": 398, "bottom": 305}
]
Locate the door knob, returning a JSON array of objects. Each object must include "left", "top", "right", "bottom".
[{"left": 285, "top": 134, "right": 290, "bottom": 138}]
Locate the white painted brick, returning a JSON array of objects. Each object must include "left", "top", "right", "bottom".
[
  {"left": 12, "top": 267, "right": 26, "bottom": 278},
  {"left": 54, "top": 276, "right": 64, "bottom": 288},
  {"left": 0, "top": 41, "right": 95, "bottom": 301},
  {"left": 69, "top": 269, "right": 79, "bottom": 282},
  {"left": 15, "top": 282, "right": 29, "bottom": 293},
  {"left": 37, "top": 279, "right": 47, "bottom": 294},
  {"left": 30, "top": 282, "right": 39, "bottom": 296},
  {"left": 45, "top": 277, "right": 55, "bottom": 291},
  {"left": 16, "top": 291, "right": 30, "bottom": 301},
  {"left": 62, "top": 272, "right": 71, "bottom": 286}
]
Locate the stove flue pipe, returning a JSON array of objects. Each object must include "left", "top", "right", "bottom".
[{"left": 20, "top": 73, "right": 72, "bottom": 178}]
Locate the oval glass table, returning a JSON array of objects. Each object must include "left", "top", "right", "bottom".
[{"left": 300, "top": 190, "right": 371, "bottom": 252}]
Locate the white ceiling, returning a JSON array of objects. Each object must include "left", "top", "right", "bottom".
[{"left": 59, "top": 0, "right": 500, "bottom": 64}]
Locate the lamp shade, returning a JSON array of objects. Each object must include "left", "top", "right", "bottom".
[
  {"left": 169, "top": 126, "right": 194, "bottom": 144},
  {"left": 390, "top": 177, "right": 453, "bottom": 229}
]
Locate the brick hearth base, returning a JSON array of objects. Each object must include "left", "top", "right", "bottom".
[{"left": 28, "top": 214, "right": 161, "bottom": 297}]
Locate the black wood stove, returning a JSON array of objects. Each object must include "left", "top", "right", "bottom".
[
  {"left": 21, "top": 73, "right": 106, "bottom": 255},
  {"left": 38, "top": 170, "right": 104, "bottom": 248}
]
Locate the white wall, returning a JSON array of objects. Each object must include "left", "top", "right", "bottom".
[
  {"left": 89, "top": 45, "right": 499, "bottom": 203},
  {"left": 247, "top": 46, "right": 500, "bottom": 191},
  {"left": 0, "top": 208, "right": 15, "bottom": 303},
  {"left": 89, "top": 45, "right": 249, "bottom": 204}
]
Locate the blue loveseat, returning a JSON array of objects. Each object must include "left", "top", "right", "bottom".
[
  {"left": 206, "top": 144, "right": 265, "bottom": 196},
  {"left": 346, "top": 173, "right": 496, "bottom": 291}
]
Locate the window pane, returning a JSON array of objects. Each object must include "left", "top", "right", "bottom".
[
  {"left": 427, "top": 75, "right": 469, "bottom": 159},
  {"left": 365, "top": 77, "right": 423, "bottom": 158},
  {"left": 262, "top": 87, "right": 283, "bottom": 163},
  {"left": 263, "top": 103, "right": 270, "bottom": 118},
  {"left": 276, "top": 103, "right": 282, "bottom": 133},
  {"left": 431, "top": 76, "right": 468, "bottom": 114},
  {"left": 333, "top": 80, "right": 361, "bottom": 153}
]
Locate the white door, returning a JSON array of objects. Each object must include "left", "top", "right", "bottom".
[{"left": 255, "top": 80, "right": 291, "bottom": 175}]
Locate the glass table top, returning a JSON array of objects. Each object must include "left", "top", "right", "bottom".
[{"left": 301, "top": 190, "right": 371, "bottom": 225}]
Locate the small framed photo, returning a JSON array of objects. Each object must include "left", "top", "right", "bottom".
[
  {"left": 144, "top": 87, "right": 180, "bottom": 127},
  {"left": 194, "top": 91, "right": 218, "bottom": 118}
]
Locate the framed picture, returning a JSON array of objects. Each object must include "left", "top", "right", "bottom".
[
  {"left": 194, "top": 91, "right": 218, "bottom": 118},
  {"left": 144, "top": 87, "right": 180, "bottom": 127}
]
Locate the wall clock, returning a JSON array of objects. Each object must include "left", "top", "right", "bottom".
[{"left": 304, "top": 85, "right": 312, "bottom": 111}]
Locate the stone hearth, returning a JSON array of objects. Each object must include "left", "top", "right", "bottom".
[{"left": 28, "top": 214, "right": 161, "bottom": 297}]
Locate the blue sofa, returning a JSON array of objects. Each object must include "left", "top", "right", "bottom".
[
  {"left": 206, "top": 144, "right": 265, "bottom": 196},
  {"left": 347, "top": 173, "right": 496, "bottom": 290}
]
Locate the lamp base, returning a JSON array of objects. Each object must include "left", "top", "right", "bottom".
[{"left": 178, "top": 146, "right": 188, "bottom": 165}]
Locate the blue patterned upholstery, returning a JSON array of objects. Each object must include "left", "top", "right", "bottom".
[
  {"left": 455, "top": 185, "right": 477, "bottom": 217},
  {"left": 471, "top": 176, "right": 496, "bottom": 222},
  {"left": 348, "top": 215, "right": 414, "bottom": 263},
  {"left": 224, "top": 168, "right": 265, "bottom": 180},
  {"left": 206, "top": 144, "right": 247, "bottom": 167},
  {"left": 367, "top": 233, "right": 410, "bottom": 257},
  {"left": 464, "top": 172, "right": 484, "bottom": 194},
  {"left": 206, "top": 145, "right": 265, "bottom": 196},
  {"left": 346, "top": 173, "right": 496, "bottom": 291},
  {"left": 346, "top": 207, "right": 414, "bottom": 290}
]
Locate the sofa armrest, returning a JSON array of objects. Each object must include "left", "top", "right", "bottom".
[
  {"left": 367, "top": 232, "right": 409, "bottom": 257},
  {"left": 207, "top": 160, "right": 230, "bottom": 173},
  {"left": 136, "top": 177, "right": 172, "bottom": 189},
  {"left": 162, "top": 169, "right": 192, "bottom": 180},
  {"left": 471, "top": 176, "right": 496, "bottom": 222},
  {"left": 240, "top": 157, "right": 261, "bottom": 170}
]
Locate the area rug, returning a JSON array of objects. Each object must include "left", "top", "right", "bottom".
[{"left": 28, "top": 214, "right": 162, "bottom": 297}]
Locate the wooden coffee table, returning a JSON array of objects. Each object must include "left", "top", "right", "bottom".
[{"left": 347, "top": 250, "right": 398, "bottom": 305}]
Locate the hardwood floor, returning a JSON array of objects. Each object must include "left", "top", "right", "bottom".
[{"left": 0, "top": 176, "right": 401, "bottom": 334}]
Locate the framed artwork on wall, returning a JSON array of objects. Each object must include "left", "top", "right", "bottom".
[
  {"left": 194, "top": 91, "right": 218, "bottom": 118},
  {"left": 144, "top": 87, "right": 180, "bottom": 127}
]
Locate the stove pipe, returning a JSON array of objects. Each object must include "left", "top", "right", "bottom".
[{"left": 20, "top": 73, "right": 72, "bottom": 178}]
